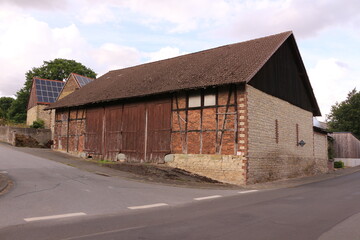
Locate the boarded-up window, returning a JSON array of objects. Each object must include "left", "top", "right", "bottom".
[
  {"left": 204, "top": 93, "right": 216, "bottom": 106},
  {"left": 188, "top": 92, "right": 201, "bottom": 107}
]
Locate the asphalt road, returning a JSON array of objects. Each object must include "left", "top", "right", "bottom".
[
  {"left": 2, "top": 171, "right": 360, "bottom": 240},
  {"left": 1, "top": 144, "right": 360, "bottom": 239},
  {"left": 0, "top": 143, "right": 239, "bottom": 229}
]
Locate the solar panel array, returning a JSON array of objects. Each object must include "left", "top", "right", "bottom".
[
  {"left": 74, "top": 74, "right": 94, "bottom": 87},
  {"left": 35, "top": 78, "right": 65, "bottom": 103}
]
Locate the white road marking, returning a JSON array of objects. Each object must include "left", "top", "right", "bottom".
[
  {"left": 194, "top": 195, "right": 222, "bottom": 201},
  {"left": 238, "top": 190, "right": 258, "bottom": 194},
  {"left": 128, "top": 203, "right": 168, "bottom": 210},
  {"left": 24, "top": 212, "right": 87, "bottom": 222}
]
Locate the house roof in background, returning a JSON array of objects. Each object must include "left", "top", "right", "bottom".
[
  {"left": 71, "top": 73, "right": 95, "bottom": 88},
  {"left": 32, "top": 78, "right": 64, "bottom": 104},
  {"left": 49, "top": 31, "right": 319, "bottom": 114}
]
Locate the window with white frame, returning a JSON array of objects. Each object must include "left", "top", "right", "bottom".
[{"left": 188, "top": 89, "right": 216, "bottom": 108}]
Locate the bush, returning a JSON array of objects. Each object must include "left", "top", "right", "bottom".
[
  {"left": 30, "top": 119, "right": 45, "bottom": 129},
  {"left": 334, "top": 161, "right": 344, "bottom": 168}
]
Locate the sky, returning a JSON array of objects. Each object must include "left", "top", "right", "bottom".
[{"left": 0, "top": 0, "right": 359, "bottom": 121}]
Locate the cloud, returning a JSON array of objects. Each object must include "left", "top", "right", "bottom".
[
  {"left": 308, "top": 58, "right": 356, "bottom": 120},
  {"left": 92, "top": 43, "right": 141, "bottom": 74},
  {"left": 145, "top": 47, "right": 187, "bottom": 62},
  {"left": 76, "top": 2, "right": 117, "bottom": 24},
  {"left": 0, "top": 0, "right": 67, "bottom": 10},
  {"left": 220, "top": 0, "right": 360, "bottom": 39},
  {"left": 0, "top": 8, "right": 142, "bottom": 96}
]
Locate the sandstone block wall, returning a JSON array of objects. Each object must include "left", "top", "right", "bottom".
[
  {"left": 166, "top": 154, "right": 245, "bottom": 185},
  {"left": 246, "top": 85, "right": 328, "bottom": 183},
  {"left": 26, "top": 105, "right": 52, "bottom": 129},
  {"left": 26, "top": 106, "right": 37, "bottom": 126},
  {"left": 58, "top": 75, "right": 79, "bottom": 100},
  {"left": 314, "top": 132, "right": 328, "bottom": 159}
]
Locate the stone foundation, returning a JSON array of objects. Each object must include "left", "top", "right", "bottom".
[{"left": 166, "top": 154, "right": 245, "bottom": 185}]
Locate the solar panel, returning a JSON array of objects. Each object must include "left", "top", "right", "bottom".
[
  {"left": 74, "top": 74, "right": 94, "bottom": 87},
  {"left": 34, "top": 78, "right": 65, "bottom": 103}
]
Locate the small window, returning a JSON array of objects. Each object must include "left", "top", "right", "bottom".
[
  {"left": 204, "top": 93, "right": 216, "bottom": 106},
  {"left": 188, "top": 92, "right": 201, "bottom": 107}
]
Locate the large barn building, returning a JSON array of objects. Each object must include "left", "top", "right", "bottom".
[{"left": 49, "top": 31, "right": 329, "bottom": 185}]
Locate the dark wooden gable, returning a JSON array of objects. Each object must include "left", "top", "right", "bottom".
[{"left": 248, "top": 36, "right": 321, "bottom": 116}]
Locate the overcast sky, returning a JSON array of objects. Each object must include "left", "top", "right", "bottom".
[{"left": 0, "top": 0, "right": 359, "bottom": 121}]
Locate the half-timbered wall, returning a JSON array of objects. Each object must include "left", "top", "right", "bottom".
[
  {"left": 171, "top": 84, "right": 247, "bottom": 156},
  {"left": 53, "top": 108, "right": 86, "bottom": 154}
]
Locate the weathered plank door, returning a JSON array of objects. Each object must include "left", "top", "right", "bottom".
[
  {"left": 104, "top": 106, "right": 123, "bottom": 160},
  {"left": 122, "top": 104, "right": 146, "bottom": 162},
  {"left": 146, "top": 99, "right": 171, "bottom": 162},
  {"left": 85, "top": 107, "right": 104, "bottom": 156}
]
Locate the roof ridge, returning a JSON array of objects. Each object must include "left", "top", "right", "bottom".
[
  {"left": 33, "top": 77, "right": 64, "bottom": 82},
  {"left": 71, "top": 72, "right": 96, "bottom": 80},
  {"left": 107, "top": 31, "right": 293, "bottom": 74},
  {"left": 243, "top": 31, "right": 292, "bottom": 83},
  {"left": 49, "top": 31, "right": 306, "bottom": 111}
]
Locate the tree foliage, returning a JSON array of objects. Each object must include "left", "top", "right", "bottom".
[
  {"left": 0, "top": 97, "right": 14, "bottom": 119},
  {"left": 327, "top": 88, "right": 360, "bottom": 139},
  {"left": 7, "top": 59, "right": 97, "bottom": 123}
]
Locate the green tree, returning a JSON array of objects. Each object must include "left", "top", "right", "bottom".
[
  {"left": 327, "top": 88, "right": 360, "bottom": 139},
  {"left": 8, "top": 59, "right": 97, "bottom": 123},
  {"left": 0, "top": 97, "right": 14, "bottom": 119}
]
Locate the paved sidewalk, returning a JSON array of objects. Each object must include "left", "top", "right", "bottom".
[{"left": 249, "top": 165, "right": 360, "bottom": 189}]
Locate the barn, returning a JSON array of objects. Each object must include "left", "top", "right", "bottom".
[{"left": 49, "top": 31, "right": 329, "bottom": 185}]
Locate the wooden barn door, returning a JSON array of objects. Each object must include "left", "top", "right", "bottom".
[
  {"left": 122, "top": 104, "right": 146, "bottom": 162},
  {"left": 85, "top": 107, "right": 104, "bottom": 156},
  {"left": 104, "top": 106, "right": 123, "bottom": 160},
  {"left": 146, "top": 99, "right": 171, "bottom": 162}
]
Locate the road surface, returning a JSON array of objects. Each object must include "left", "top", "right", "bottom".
[{"left": 1, "top": 144, "right": 360, "bottom": 239}]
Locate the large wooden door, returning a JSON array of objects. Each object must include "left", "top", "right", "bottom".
[
  {"left": 146, "top": 99, "right": 171, "bottom": 162},
  {"left": 85, "top": 98, "right": 171, "bottom": 162},
  {"left": 122, "top": 104, "right": 146, "bottom": 162},
  {"left": 85, "top": 107, "right": 104, "bottom": 156},
  {"left": 104, "top": 106, "right": 123, "bottom": 160}
]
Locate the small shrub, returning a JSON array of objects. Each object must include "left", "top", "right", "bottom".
[
  {"left": 334, "top": 161, "right": 344, "bottom": 168},
  {"left": 30, "top": 119, "right": 45, "bottom": 129}
]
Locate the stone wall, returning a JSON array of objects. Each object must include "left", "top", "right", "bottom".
[
  {"left": 26, "top": 105, "right": 53, "bottom": 129},
  {"left": 26, "top": 106, "right": 37, "bottom": 126},
  {"left": 58, "top": 75, "right": 79, "bottom": 100},
  {"left": 0, "top": 126, "right": 51, "bottom": 147},
  {"left": 166, "top": 154, "right": 245, "bottom": 185},
  {"left": 246, "top": 85, "right": 328, "bottom": 183},
  {"left": 314, "top": 132, "right": 328, "bottom": 159}
]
